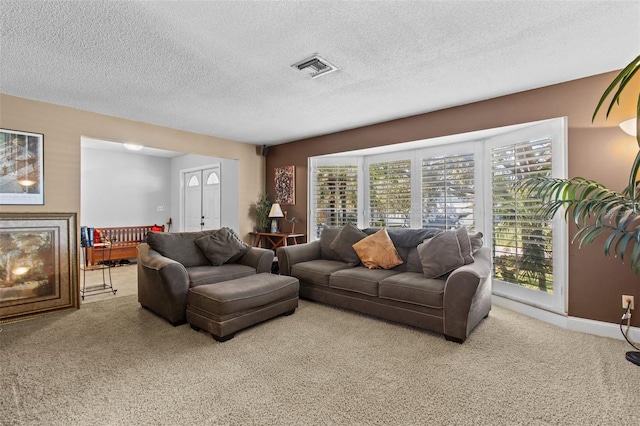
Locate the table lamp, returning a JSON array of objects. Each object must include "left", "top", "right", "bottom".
[{"left": 269, "top": 203, "right": 284, "bottom": 233}]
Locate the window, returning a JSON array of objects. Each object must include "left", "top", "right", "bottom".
[
  {"left": 187, "top": 175, "right": 199, "bottom": 187},
  {"left": 310, "top": 160, "right": 359, "bottom": 238},
  {"left": 309, "top": 118, "right": 567, "bottom": 313},
  {"left": 485, "top": 119, "right": 567, "bottom": 312},
  {"left": 367, "top": 158, "right": 412, "bottom": 228},
  {"left": 206, "top": 172, "right": 219, "bottom": 185},
  {"left": 490, "top": 138, "right": 553, "bottom": 291},
  {"left": 421, "top": 151, "right": 475, "bottom": 231}
]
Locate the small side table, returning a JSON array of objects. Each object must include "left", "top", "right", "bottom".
[
  {"left": 80, "top": 242, "right": 117, "bottom": 300},
  {"left": 250, "top": 232, "right": 305, "bottom": 250}
]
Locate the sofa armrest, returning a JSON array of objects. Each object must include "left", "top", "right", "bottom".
[
  {"left": 137, "top": 243, "right": 191, "bottom": 325},
  {"left": 276, "top": 240, "right": 321, "bottom": 276},
  {"left": 442, "top": 246, "right": 492, "bottom": 342},
  {"left": 237, "top": 247, "right": 274, "bottom": 274}
]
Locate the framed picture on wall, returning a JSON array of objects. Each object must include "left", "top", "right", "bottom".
[
  {"left": 0, "top": 212, "right": 79, "bottom": 323},
  {"left": 0, "top": 128, "right": 44, "bottom": 205},
  {"left": 275, "top": 165, "right": 295, "bottom": 205}
]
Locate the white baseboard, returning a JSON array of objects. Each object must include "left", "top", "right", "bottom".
[{"left": 492, "top": 294, "right": 640, "bottom": 342}]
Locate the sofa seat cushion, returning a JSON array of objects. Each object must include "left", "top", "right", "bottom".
[
  {"left": 329, "top": 267, "right": 399, "bottom": 297},
  {"left": 291, "top": 260, "right": 353, "bottom": 287},
  {"left": 378, "top": 272, "right": 445, "bottom": 309},
  {"left": 187, "top": 264, "right": 256, "bottom": 287}
]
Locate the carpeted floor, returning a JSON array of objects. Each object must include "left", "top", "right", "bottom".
[{"left": 1, "top": 278, "right": 639, "bottom": 425}]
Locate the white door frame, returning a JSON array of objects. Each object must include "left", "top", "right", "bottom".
[{"left": 180, "top": 163, "right": 221, "bottom": 232}]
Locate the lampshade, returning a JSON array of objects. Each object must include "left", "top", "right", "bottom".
[
  {"left": 620, "top": 118, "right": 637, "bottom": 137},
  {"left": 269, "top": 203, "right": 284, "bottom": 218}
]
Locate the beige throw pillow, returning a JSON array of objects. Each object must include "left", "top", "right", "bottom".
[{"left": 352, "top": 229, "right": 403, "bottom": 270}]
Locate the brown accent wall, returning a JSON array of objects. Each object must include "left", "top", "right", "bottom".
[{"left": 265, "top": 71, "right": 639, "bottom": 326}]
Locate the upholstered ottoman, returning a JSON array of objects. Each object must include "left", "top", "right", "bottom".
[{"left": 186, "top": 273, "right": 299, "bottom": 341}]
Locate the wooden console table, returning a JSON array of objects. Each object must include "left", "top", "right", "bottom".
[{"left": 250, "top": 232, "right": 305, "bottom": 250}]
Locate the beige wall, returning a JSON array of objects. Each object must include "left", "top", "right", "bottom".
[
  {"left": 265, "top": 71, "right": 640, "bottom": 326},
  {"left": 0, "top": 93, "right": 265, "bottom": 239}
]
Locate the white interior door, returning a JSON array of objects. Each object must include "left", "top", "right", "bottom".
[
  {"left": 183, "top": 165, "right": 221, "bottom": 232},
  {"left": 202, "top": 167, "right": 221, "bottom": 230},
  {"left": 184, "top": 171, "right": 203, "bottom": 232}
]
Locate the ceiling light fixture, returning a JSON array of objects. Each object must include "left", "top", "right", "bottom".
[
  {"left": 619, "top": 118, "right": 637, "bottom": 137},
  {"left": 123, "top": 143, "right": 144, "bottom": 151},
  {"left": 291, "top": 54, "right": 338, "bottom": 79}
]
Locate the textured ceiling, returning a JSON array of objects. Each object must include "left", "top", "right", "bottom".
[{"left": 1, "top": 1, "right": 639, "bottom": 146}]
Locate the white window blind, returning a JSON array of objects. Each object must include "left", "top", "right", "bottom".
[
  {"left": 421, "top": 152, "right": 475, "bottom": 231},
  {"left": 313, "top": 164, "right": 358, "bottom": 237},
  {"left": 368, "top": 159, "right": 412, "bottom": 228},
  {"left": 491, "top": 138, "right": 554, "bottom": 292}
]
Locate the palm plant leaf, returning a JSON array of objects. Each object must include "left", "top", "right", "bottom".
[
  {"left": 518, "top": 55, "right": 640, "bottom": 273},
  {"left": 592, "top": 55, "right": 640, "bottom": 123},
  {"left": 614, "top": 231, "right": 635, "bottom": 261},
  {"left": 517, "top": 176, "right": 640, "bottom": 271},
  {"left": 593, "top": 55, "right": 640, "bottom": 204}
]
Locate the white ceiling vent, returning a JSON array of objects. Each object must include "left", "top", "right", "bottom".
[{"left": 291, "top": 54, "right": 338, "bottom": 78}]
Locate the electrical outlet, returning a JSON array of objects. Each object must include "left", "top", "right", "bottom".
[
  {"left": 622, "top": 295, "right": 635, "bottom": 310},
  {"left": 157, "top": 206, "right": 166, "bottom": 212}
]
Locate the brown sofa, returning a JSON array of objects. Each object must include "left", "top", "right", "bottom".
[
  {"left": 137, "top": 228, "right": 274, "bottom": 325},
  {"left": 277, "top": 226, "right": 491, "bottom": 343}
]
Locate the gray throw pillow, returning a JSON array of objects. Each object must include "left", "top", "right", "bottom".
[
  {"left": 417, "top": 231, "right": 465, "bottom": 278},
  {"left": 455, "top": 226, "right": 474, "bottom": 265},
  {"left": 222, "top": 227, "right": 252, "bottom": 263},
  {"left": 330, "top": 222, "right": 367, "bottom": 266},
  {"left": 469, "top": 231, "right": 484, "bottom": 253},
  {"left": 195, "top": 228, "right": 250, "bottom": 266},
  {"left": 146, "top": 230, "right": 214, "bottom": 267},
  {"left": 319, "top": 227, "right": 342, "bottom": 261}
]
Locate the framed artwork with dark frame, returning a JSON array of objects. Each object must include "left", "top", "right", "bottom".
[
  {"left": 0, "top": 128, "right": 44, "bottom": 205},
  {"left": 275, "top": 165, "right": 295, "bottom": 205},
  {"left": 0, "top": 212, "right": 78, "bottom": 323}
]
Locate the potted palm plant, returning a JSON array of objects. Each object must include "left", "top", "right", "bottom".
[
  {"left": 250, "top": 193, "right": 272, "bottom": 232},
  {"left": 518, "top": 54, "right": 639, "bottom": 366}
]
